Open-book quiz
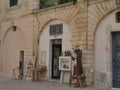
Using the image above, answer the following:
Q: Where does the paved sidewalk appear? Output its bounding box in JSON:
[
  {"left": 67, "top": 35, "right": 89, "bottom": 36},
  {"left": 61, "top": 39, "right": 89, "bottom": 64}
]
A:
[{"left": 0, "top": 78, "right": 108, "bottom": 90}]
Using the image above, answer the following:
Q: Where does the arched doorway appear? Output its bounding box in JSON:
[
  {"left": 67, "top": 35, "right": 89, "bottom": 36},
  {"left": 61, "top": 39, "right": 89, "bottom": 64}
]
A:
[
  {"left": 95, "top": 10, "right": 120, "bottom": 88},
  {"left": 39, "top": 20, "right": 72, "bottom": 80},
  {"left": 3, "top": 26, "right": 24, "bottom": 77}
]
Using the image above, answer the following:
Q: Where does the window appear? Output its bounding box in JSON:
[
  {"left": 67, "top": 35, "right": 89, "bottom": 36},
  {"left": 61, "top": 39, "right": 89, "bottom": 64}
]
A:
[
  {"left": 13, "top": 26, "right": 16, "bottom": 31},
  {"left": 10, "top": 0, "right": 18, "bottom": 7},
  {"left": 116, "top": 12, "right": 120, "bottom": 23},
  {"left": 50, "top": 24, "right": 63, "bottom": 35}
]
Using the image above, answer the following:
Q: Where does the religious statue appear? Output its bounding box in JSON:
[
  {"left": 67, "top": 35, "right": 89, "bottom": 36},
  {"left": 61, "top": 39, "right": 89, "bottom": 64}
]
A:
[
  {"left": 70, "top": 46, "right": 86, "bottom": 87},
  {"left": 72, "top": 46, "right": 83, "bottom": 76}
]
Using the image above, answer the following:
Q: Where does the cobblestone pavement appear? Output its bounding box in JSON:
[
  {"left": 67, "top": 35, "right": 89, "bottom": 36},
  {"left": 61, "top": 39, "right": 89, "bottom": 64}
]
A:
[{"left": 0, "top": 78, "right": 108, "bottom": 90}]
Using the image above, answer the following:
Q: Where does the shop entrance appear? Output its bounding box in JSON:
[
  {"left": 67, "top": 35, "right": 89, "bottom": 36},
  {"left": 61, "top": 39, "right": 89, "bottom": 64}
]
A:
[
  {"left": 51, "top": 39, "right": 62, "bottom": 79},
  {"left": 112, "top": 32, "right": 120, "bottom": 88}
]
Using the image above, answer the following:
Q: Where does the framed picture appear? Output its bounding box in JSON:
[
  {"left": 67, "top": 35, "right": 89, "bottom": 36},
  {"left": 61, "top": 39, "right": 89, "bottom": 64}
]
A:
[{"left": 59, "top": 56, "right": 71, "bottom": 71}]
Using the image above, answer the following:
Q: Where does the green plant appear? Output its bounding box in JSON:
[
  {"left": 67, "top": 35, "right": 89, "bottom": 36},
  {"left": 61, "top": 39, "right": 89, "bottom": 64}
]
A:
[
  {"left": 44, "top": 0, "right": 55, "bottom": 8},
  {"left": 39, "top": 0, "right": 77, "bottom": 9},
  {"left": 58, "top": 0, "right": 70, "bottom": 4},
  {"left": 58, "top": 0, "right": 77, "bottom": 5},
  {"left": 73, "top": 0, "right": 77, "bottom": 4}
]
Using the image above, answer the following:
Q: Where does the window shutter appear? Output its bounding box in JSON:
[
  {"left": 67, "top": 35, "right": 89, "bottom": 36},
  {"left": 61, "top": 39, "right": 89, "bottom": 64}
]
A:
[
  {"left": 10, "top": 0, "right": 18, "bottom": 7},
  {"left": 116, "top": 12, "right": 120, "bottom": 23}
]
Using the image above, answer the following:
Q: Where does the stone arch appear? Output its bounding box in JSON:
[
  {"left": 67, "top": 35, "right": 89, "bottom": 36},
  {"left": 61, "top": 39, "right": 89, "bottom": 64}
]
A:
[
  {"left": 93, "top": 9, "right": 119, "bottom": 37},
  {"left": 88, "top": 0, "right": 117, "bottom": 47},
  {"left": 89, "top": 1, "right": 116, "bottom": 32},
  {"left": 94, "top": 9, "right": 120, "bottom": 87},
  {"left": 39, "top": 19, "right": 73, "bottom": 36},
  {"left": 3, "top": 26, "right": 24, "bottom": 43},
  {"left": 39, "top": 19, "right": 72, "bottom": 80},
  {"left": 33, "top": 2, "right": 88, "bottom": 51},
  {"left": 2, "top": 26, "right": 24, "bottom": 77},
  {"left": 36, "top": 4, "right": 79, "bottom": 38},
  {"left": 86, "top": 0, "right": 118, "bottom": 86},
  {"left": 86, "top": 0, "right": 118, "bottom": 55},
  {"left": 91, "top": 0, "right": 120, "bottom": 87}
]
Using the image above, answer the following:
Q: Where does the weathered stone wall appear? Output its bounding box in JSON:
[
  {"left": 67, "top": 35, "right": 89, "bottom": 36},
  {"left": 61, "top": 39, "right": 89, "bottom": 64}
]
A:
[
  {"left": 0, "top": 0, "right": 119, "bottom": 88},
  {"left": 32, "top": 0, "right": 120, "bottom": 87},
  {"left": 88, "top": 0, "right": 117, "bottom": 88},
  {"left": 0, "top": 0, "right": 39, "bottom": 77},
  {"left": 32, "top": 0, "right": 92, "bottom": 85},
  {"left": 33, "top": 0, "right": 117, "bottom": 86}
]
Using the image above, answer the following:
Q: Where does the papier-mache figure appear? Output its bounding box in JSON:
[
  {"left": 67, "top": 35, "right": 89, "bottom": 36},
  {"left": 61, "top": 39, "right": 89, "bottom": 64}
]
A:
[
  {"left": 70, "top": 46, "right": 86, "bottom": 87},
  {"left": 71, "top": 46, "right": 83, "bottom": 76}
]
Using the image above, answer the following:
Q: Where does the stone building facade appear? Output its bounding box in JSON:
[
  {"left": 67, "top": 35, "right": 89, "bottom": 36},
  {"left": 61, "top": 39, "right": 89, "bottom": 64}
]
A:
[{"left": 0, "top": 0, "right": 120, "bottom": 89}]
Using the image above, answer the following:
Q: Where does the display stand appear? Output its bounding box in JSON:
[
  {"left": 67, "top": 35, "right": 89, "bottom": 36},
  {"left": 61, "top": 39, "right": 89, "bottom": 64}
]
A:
[
  {"left": 60, "top": 70, "right": 71, "bottom": 84},
  {"left": 59, "top": 56, "right": 71, "bottom": 84}
]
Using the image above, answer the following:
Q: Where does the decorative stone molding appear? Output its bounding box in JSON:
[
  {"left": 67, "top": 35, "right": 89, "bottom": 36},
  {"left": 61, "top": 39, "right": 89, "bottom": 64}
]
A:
[
  {"left": 88, "top": 0, "right": 117, "bottom": 86},
  {"left": 88, "top": 0, "right": 116, "bottom": 40},
  {"left": 115, "top": 0, "right": 120, "bottom": 8}
]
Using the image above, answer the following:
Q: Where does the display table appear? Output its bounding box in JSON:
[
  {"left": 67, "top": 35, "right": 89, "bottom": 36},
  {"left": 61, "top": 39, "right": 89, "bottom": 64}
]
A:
[{"left": 31, "top": 65, "right": 47, "bottom": 81}]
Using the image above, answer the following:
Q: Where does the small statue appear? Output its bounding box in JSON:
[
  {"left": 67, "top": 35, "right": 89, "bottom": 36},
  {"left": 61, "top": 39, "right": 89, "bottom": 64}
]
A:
[
  {"left": 73, "top": 46, "right": 83, "bottom": 76},
  {"left": 70, "top": 46, "right": 86, "bottom": 87}
]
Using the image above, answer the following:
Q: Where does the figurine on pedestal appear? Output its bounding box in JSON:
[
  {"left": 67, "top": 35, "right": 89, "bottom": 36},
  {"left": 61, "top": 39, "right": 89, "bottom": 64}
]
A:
[
  {"left": 73, "top": 46, "right": 83, "bottom": 76},
  {"left": 70, "top": 46, "right": 86, "bottom": 87}
]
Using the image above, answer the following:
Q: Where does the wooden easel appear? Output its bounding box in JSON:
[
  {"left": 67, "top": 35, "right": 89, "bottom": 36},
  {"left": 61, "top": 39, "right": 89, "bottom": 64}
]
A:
[
  {"left": 24, "top": 67, "right": 33, "bottom": 79},
  {"left": 60, "top": 70, "right": 71, "bottom": 84}
]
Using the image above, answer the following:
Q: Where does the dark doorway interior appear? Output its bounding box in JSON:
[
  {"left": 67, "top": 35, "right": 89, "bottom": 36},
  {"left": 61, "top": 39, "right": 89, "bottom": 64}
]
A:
[
  {"left": 19, "top": 50, "right": 24, "bottom": 77},
  {"left": 51, "top": 39, "right": 62, "bottom": 79},
  {"left": 112, "top": 32, "right": 120, "bottom": 88}
]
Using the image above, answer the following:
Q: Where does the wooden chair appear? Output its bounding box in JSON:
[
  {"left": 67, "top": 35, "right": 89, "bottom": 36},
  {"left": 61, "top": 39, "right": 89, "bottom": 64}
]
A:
[
  {"left": 31, "top": 65, "right": 47, "bottom": 81},
  {"left": 12, "top": 67, "right": 23, "bottom": 80}
]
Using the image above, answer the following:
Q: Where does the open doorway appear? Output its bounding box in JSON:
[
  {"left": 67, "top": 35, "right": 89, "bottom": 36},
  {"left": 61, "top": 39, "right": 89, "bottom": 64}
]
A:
[
  {"left": 19, "top": 50, "right": 24, "bottom": 78},
  {"left": 51, "top": 39, "right": 62, "bottom": 79}
]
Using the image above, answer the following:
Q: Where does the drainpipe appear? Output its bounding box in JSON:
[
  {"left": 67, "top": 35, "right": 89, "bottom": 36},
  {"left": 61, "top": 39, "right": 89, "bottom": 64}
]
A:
[
  {"left": 1, "top": 40, "right": 3, "bottom": 76},
  {"left": 32, "top": 8, "right": 41, "bottom": 67},
  {"left": 86, "top": 0, "right": 89, "bottom": 49}
]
